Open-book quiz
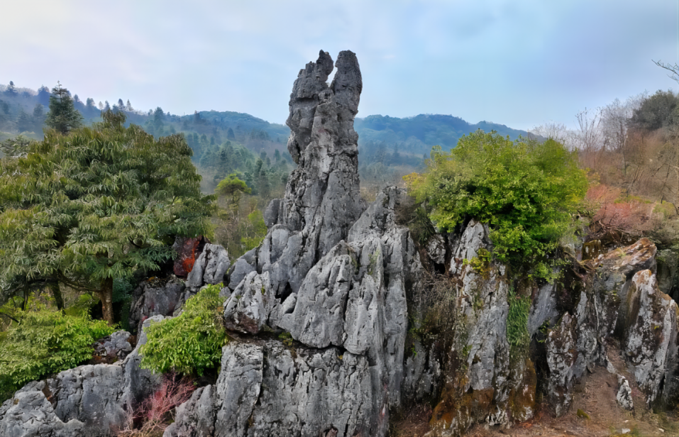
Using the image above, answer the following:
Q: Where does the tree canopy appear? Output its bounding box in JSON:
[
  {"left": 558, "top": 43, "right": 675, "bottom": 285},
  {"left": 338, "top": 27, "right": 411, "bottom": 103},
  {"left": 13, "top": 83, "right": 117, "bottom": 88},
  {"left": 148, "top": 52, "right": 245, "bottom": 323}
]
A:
[
  {"left": 0, "top": 111, "right": 215, "bottom": 323},
  {"left": 405, "top": 131, "right": 588, "bottom": 279}
]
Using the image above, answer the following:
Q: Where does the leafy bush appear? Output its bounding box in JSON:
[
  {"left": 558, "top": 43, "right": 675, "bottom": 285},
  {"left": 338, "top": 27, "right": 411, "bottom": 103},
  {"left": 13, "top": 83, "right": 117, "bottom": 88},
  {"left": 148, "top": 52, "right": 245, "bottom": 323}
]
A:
[
  {"left": 0, "top": 308, "right": 114, "bottom": 399},
  {"left": 405, "top": 132, "right": 588, "bottom": 278},
  {"left": 140, "top": 284, "right": 227, "bottom": 376}
]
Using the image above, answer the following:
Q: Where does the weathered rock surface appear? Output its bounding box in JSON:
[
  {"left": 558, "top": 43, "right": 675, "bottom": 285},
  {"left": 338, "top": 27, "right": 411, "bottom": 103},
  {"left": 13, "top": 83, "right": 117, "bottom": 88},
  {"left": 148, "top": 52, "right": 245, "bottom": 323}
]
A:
[
  {"left": 545, "top": 313, "right": 578, "bottom": 417},
  {"left": 233, "top": 50, "right": 365, "bottom": 300},
  {"left": 543, "top": 238, "right": 661, "bottom": 416},
  {"left": 166, "top": 339, "right": 387, "bottom": 437},
  {"left": 187, "top": 243, "right": 230, "bottom": 288},
  {"left": 623, "top": 269, "right": 678, "bottom": 406},
  {"left": 429, "top": 220, "right": 520, "bottom": 436},
  {"left": 129, "top": 276, "right": 185, "bottom": 334},
  {"left": 172, "top": 236, "right": 207, "bottom": 278},
  {"left": 92, "top": 330, "right": 133, "bottom": 362},
  {"left": 616, "top": 375, "right": 634, "bottom": 410},
  {"left": 0, "top": 316, "right": 163, "bottom": 437}
]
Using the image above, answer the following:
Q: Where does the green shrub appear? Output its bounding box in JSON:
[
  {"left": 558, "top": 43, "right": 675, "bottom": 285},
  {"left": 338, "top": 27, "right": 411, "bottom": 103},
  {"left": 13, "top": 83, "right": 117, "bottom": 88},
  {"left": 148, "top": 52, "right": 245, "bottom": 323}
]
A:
[
  {"left": 405, "top": 132, "right": 588, "bottom": 279},
  {"left": 0, "top": 308, "right": 114, "bottom": 399},
  {"left": 140, "top": 284, "right": 227, "bottom": 376}
]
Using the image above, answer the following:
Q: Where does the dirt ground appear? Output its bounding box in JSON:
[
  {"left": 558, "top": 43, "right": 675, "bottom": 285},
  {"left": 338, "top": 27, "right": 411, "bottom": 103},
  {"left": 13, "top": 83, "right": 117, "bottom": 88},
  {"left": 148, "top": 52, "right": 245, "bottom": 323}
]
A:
[{"left": 391, "top": 346, "right": 679, "bottom": 437}]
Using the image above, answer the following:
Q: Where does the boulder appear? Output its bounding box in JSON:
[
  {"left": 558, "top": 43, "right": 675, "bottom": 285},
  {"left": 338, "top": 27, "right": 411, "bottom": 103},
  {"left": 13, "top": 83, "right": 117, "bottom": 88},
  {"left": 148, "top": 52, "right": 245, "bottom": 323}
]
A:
[
  {"left": 129, "top": 276, "right": 185, "bottom": 334},
  {"left": 186, "top": 243, "right": 230, "bottom": 288}
]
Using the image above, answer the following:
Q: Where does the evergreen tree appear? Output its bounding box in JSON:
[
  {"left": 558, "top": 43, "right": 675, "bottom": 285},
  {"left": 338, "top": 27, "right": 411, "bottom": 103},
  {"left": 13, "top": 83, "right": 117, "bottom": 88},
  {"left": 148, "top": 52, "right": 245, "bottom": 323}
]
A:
[
  {"left": 44, "top": 82, "right": 83, "bottom": 135},
  {"left": 37, "top": 86, "right": 51, "bottom": 106},
  {"left": 0, "top": 111, "right": 215, "bottom": 323},
  {"left": 4, "top": 81, "right": 17, "bottom": 97},
  {"left": 16, "top": 110, "right": 32, "bottom": 133}
]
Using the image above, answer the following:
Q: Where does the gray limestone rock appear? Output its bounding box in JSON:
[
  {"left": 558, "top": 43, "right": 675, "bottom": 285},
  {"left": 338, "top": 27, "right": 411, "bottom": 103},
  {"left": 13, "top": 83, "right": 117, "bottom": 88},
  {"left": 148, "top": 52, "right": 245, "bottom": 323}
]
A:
[
  {"left": 528, "top": 279, "right": 559, "bottom": 337},
  {"left": 227, "top": 258, "right": 256, "bottom": 290},
  {"left": 0, "top": 316, "right": 163, "bottom": 437},
  {"left": 616, "top": 375, "right": 634, "bottom": 410},
  {"left": 546, "top": 313, "right": 578, "bottom": 417},
  {"left": 429, "top": 219, "right": 515, "bottom": 436},
  {"left": 426, "top": 234, "right": 447, "bottom": 265},
  {"left": 129, "top": 276, "right": 185, "bottom": 334},
  {"left": 165, "top": 339, "right": 387, "bottom": 437},
  {"left": 187, "top": 243, "right": 230, "bottom": 288},
  {"left": 223, "top": 271, "right": 274, "bottom": 334},
  {"left": 231, "top": 50, "right": 365, "bottom": 300},
  {"left": 623, "top": 270, "right": 678, "bottom": 407}
]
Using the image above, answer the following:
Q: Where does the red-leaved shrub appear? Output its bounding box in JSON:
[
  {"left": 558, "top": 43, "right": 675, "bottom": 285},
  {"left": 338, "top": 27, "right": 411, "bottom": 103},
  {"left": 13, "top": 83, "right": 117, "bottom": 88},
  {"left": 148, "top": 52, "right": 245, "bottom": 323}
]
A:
[{"left": 118, "top": 373, "right": 194, "bottom": 437}]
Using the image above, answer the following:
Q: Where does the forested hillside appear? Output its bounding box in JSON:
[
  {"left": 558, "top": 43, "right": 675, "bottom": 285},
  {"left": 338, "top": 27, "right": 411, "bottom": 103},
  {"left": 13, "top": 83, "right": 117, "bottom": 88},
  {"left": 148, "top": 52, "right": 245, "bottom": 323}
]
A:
[{"left": 0, "top": 82, "right": 531, "bottom": 195}]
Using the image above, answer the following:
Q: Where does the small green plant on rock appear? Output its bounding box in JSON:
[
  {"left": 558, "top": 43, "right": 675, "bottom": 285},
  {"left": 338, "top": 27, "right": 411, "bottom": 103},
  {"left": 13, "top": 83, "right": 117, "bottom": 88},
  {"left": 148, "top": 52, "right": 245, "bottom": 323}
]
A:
[
  {"left": 506, "top": 288, "right": 531, "bottom": 359},
  {"left": 0, "top": 307, "right": 114, "bottom": 401},
  {"left": 140, "top": 284, "right": 227, "bottom": 376}
]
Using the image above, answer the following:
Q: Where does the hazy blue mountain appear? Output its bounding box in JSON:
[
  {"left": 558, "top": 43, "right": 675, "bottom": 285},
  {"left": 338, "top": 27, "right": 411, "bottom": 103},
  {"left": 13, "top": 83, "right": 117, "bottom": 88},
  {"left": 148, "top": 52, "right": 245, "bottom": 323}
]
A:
[{"left": 354, "top": 114, "right": 528, "bottom": 154}]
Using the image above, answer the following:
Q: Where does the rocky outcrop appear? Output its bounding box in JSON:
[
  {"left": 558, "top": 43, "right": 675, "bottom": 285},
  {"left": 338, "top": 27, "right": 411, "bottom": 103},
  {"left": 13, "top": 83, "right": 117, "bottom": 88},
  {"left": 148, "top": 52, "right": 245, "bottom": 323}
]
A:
[
  {"left": 428, "top": 220, "right": 518, "bottom": 436},
  {"left": 129, "top": 276, "right": 185, "bottom": 334},
  {"left": 239, "top": 50, "right": 365, "bottom": 300},
  {"left": 0, "top": 316, "right": 163, "bottom": 437},
  {"left": 543, "top": 238, "right": 659, "bottom": 416},
  {"left": 623, "top": 269, "right": 678, "bottom": 406},
  {"left": 167, "top": 51, "right": 421, "bottom": 437}
]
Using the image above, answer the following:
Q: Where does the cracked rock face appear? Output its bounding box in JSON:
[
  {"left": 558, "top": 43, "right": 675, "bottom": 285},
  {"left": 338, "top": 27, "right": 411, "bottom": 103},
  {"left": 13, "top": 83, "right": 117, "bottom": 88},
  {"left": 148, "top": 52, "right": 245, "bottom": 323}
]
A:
[
  {"left": 243, "top": 50, "right": 364, "bottom": 300},
  {"left": 429, "top": 220, "right": 520, "bottom": 436},
  {"left": 129, "top": 276, "right": 185, "bottom": 334},
  {"left": 171, "top": 187, "right": 417, "bottom": 437},
  {"left": 0, "top": 316, "right": 163, "bottom": 437},
  {"left": 167, "top": 52, "right": 413, "bottom": 437},
  {"left": 623, "top": 269, "right": 678, "bottom": 407}
]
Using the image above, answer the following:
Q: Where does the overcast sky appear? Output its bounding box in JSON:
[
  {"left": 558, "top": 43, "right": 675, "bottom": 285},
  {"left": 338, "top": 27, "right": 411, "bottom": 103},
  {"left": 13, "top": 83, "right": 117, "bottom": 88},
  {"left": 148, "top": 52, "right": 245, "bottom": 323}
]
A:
[{"left": 2, "top": 0, "right": 678, "bottom": 130}]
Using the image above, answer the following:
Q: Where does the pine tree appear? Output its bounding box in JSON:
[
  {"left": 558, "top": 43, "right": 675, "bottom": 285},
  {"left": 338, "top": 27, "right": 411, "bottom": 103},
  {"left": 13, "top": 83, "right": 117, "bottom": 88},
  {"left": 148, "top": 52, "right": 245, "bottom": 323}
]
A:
[
  {"left": 44, "top": 82, "right": 83, "bottom": 135},
  {"left": 0, "top": 111, "right": 215, "bottom": 323}
]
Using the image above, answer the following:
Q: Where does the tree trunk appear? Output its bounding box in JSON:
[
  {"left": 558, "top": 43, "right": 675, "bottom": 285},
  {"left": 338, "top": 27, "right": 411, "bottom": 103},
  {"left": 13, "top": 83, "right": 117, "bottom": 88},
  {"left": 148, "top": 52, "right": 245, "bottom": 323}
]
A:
[
  {"left": 47, "top": 280, "right": 64, "bottom": 310},
  {"left": 99, "top": 277, "right": 115, "bottom": 325}
]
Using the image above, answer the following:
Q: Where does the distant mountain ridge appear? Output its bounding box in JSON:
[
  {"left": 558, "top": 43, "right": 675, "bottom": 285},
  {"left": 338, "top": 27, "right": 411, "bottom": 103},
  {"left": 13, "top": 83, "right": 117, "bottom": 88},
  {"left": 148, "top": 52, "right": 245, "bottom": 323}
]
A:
[
  {"left": 0, "top": 83, "right": 528, "bottom": 154},
  {"left": 354, "top": 114, "right": 529, "bottom": 153}
]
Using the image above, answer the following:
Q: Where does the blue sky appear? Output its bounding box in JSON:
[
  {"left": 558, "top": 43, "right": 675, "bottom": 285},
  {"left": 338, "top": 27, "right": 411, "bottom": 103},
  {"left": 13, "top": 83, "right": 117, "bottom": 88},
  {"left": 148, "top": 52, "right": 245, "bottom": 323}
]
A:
[{"left": 2, "top": 0, "right": 678, "bottom": 129}]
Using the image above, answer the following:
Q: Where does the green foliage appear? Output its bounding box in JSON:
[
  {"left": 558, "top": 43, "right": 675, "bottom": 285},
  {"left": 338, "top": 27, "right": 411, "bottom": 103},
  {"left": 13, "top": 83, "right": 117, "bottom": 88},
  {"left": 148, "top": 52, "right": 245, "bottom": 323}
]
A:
[
  {"left": 140, "top": 284, "right": 227, "bottom": 376},
  {"left": 463, "top": 248, "right": 492, "bottom": 274},
  {"left": 0, "top": 110, "right": 215, "bottom": 322},
  {"left": 215, "top": 173, "right": 251, "bottom": 204},
  {"left": 44, "top": 82, "right": 83, "bottom": 135},
  {"left": 0, "top": 307, "right": 113, "bottom": 399},
  {"left": 406, "top": 131, "right": 588, "bottom": 278},
  {"left": 506, "top": 288, "right": 531, "bottom": 357},
  {"left": 241, "top": 210, "right": 267, "bottom": 251}
]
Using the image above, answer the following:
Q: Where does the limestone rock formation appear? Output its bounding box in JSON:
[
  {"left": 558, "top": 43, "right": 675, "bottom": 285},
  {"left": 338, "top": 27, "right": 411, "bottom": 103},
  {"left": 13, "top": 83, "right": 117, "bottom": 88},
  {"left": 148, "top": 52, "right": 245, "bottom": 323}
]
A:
[
  {"left": 0, "top": 316, "right": 163, "bottom": 437},
  {"left": 129, "top": 276, "right": 185, "bottom": 334},
  {"left": 167, "top": 52, "right": 419, "bottom": 437},
  {"left": 623, "top": 269, "right": 678, "bottom": 406}
]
